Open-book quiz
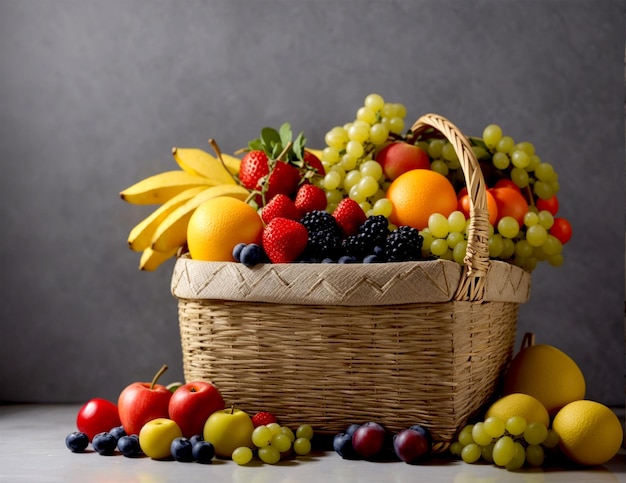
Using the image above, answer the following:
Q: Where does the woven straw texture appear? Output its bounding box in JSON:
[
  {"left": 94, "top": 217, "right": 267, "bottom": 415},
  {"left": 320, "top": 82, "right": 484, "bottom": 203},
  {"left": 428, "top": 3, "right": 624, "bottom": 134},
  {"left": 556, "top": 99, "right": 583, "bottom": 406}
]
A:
[{"left": 171, "top": 113, "right": 531, "bottom": 451}]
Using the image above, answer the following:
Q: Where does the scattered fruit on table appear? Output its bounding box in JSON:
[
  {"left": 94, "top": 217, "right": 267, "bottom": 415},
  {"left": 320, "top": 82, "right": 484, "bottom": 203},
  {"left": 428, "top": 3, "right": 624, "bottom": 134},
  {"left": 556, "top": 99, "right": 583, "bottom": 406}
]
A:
[
  {"left": 168, "top": 380, "right": 225, "bottom": 438},
  {"left": 76, "top": 398, "right": 122, "bottom": 442},
  {"left": 117, "top": 364, "right": 172, "bottom": 437},
  {"left": 393, "top": 426, "right": 431, "bottom": 464},
  {"left": 251, "top": 411, "right": 278, "bottom": 427},
  {"left": 139, "top": 418, "right": 183, "bottom": 459},
  {"left": 234, "top": 421, "right": 314, "bottom": 465},
  {"left": 92, "top": 431, "right": 118, "bottom": 456},
  {"left": 65, "top": 431, "right": 89, "bottom": 453},
  {"left": 485, "top": 393, "right": 550, "bottom": 428},
  {"left": 202, "top": 405, "right": 255, "bottom": 458},
  {"left": 116, "top": 434, "right": 140, "bottom": 457}
]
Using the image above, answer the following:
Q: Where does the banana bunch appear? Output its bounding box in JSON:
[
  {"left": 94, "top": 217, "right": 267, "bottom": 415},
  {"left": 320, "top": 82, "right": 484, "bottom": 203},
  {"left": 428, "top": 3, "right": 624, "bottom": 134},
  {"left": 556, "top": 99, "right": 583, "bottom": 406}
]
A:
[{"left": 120, "top": 147, "right": 250, "bottom": 271}]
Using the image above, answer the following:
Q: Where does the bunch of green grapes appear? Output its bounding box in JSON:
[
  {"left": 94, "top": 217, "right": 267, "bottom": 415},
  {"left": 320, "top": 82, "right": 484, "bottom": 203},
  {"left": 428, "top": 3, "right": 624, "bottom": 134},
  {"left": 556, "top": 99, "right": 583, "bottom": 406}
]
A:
[
  {"left": 450, "top": 416, "right": 560, "bottom": 470},
  {"left": 320, "top": 93, "right": 406, "bottom": 216},
  {"left": 232, "top": 423, "right": 313, "bottom": 465}
]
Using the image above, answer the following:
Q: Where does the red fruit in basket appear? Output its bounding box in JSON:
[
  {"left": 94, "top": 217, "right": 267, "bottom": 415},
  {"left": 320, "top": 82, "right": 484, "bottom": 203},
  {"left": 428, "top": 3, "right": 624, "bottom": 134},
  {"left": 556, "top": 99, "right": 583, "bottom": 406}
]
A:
[
  {"left": 261, "top": 194, "right": 301, "bottom": 224},
  {"left": 304, "top": 150, "right": 325, "bottom": 176},
  {"left": 240, "top": 150, "right": 301, "bottom": 203},
  {"left": 295, "top": 184, "right": 327, "bottom": 214},
  {"left": 117, "top": 365, "right": 172, "bottom": 436},
  {"left": 262, "top": 217, "right": 309, "bottom": 263},
  {"left": 352, "top": 422, "right": 386, "bottom": 459},
  {"left": 536, "top": 194, "right": 559, "bottom": 216},
  {"left": 168, "top": 381, "right": 225, "bottom": 438},
  {"left": 333, "top": 198, "right": 367, "bottom": 237},
  {"left": 252, "top": 411, "right": 278, "bottom": 428},
  {"left": 489, "top": 187, "right": 529, "bottom": 225},
  {"left": 550, "top": 217, "right": 572, "bottom": 244},
  {"left": 375, "top": 141, "right": 430, "bottom": 181},
  {"left": 76, "top": 398, "right": 122, "bottom": 441}
]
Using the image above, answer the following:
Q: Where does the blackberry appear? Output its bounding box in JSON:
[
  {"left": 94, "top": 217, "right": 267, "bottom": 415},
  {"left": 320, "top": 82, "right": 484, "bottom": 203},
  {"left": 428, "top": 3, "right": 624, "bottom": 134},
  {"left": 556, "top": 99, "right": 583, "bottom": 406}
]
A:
[
  {"left": 342, "top": 215, "right": 390, "bottom": 259},
  {"left": 300, "top": 210, "right": 342, "bottom": 260},
  {"left": 385, "top": 226, "right": 424, "bottom": 262},
  {"left": 300, "top": 210, "right": 339, "bottom": 234}
]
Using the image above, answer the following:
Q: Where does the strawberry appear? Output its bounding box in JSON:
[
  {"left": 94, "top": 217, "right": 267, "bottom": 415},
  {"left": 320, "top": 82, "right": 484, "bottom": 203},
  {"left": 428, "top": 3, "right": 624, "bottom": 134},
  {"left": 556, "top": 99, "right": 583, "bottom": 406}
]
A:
[
  {"left": 261, "top": 194, "right": 301, "bottom": 224},
  {"left": 262, "top": 217, "right": 309, "bottom": 263},
  {"left": 239, "top": 151, "right": 300, "bottom": 204},
  {"left": 239, "top": 150, "right": 269, "bottom": 191},
  {"left": 333, "top": 198, "right": 367, "bottom": 237},
  {"left": 304, "top": 150, "right": 325, "bottom": 176},
  {"left": 251, "top": 411, "right": 278, "bottom": 428},
  {"left": 294, "top": 184, "right": 327, "bottom": 215}
]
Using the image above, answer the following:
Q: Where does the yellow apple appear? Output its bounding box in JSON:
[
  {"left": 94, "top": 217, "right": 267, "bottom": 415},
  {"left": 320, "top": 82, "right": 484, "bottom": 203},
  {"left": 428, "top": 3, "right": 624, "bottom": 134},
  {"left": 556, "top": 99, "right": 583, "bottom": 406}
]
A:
[
  {"left": 203, "top": 407, "right": 254, "bottom": 458},
  {"left": 139, "top": 418, "right": 183, "bottom": 459}
]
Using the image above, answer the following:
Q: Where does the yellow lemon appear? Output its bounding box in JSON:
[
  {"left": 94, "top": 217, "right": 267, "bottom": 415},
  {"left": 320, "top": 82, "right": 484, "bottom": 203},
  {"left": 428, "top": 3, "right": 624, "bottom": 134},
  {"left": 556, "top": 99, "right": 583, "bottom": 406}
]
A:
[
  {"left": 485, "top": 393, "right": 550, "bottom": 428},
  {"left": 187, "top": 196, "right": 263, "bottom": 261},
  {"left": 552, "top": 400, "right": 623, "bottom": 466},
  {"left": 503, "top": 342, "right": 585, "bottom": 415}
]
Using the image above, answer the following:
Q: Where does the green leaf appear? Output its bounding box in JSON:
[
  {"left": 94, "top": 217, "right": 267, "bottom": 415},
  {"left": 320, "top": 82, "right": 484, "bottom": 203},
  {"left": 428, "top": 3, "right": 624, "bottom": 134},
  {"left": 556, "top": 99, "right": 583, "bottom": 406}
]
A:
[
  {"left": 278, "top": 123, "right": 292, "bottom": 148},
  {"left": 292, "top": 132, "right": 305, "bottom": 161}
]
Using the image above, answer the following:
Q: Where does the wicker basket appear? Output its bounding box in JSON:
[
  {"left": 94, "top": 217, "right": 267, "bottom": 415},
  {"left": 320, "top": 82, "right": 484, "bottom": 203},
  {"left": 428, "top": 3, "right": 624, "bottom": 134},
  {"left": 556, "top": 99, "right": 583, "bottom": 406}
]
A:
[{"left": 170, "top": 114, "right": 532, "bottom": 451}]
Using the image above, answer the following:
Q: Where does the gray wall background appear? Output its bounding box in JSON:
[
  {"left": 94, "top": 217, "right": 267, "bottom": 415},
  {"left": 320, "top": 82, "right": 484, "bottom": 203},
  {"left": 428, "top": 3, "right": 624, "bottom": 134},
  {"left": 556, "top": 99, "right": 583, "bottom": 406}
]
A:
[{"left": 1, "top": 0, "right": 624, "bottom": 408}]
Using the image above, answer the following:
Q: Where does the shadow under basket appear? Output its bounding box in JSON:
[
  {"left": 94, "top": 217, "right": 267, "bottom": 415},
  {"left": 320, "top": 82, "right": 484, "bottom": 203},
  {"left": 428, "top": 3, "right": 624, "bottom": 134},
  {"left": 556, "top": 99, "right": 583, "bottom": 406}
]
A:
[{"left": 170, "top": 114, "right": 532, "bottom": 452}]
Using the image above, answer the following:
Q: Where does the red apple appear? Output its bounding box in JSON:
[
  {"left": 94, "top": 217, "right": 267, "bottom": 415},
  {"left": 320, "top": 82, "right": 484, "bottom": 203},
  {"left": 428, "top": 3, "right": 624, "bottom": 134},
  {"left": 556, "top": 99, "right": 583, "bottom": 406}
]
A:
[
  {"left": 168, "top": 381, "right": 225, "bottom": 438},
  {"left": 375, "top": 142, "right": 430, "bottom": 180},
  {"left": 76, "top": 398, "right": 122, "bottom": 441},
  {"left": 118, "top": 364, "right": 172, "bottom": 436}
]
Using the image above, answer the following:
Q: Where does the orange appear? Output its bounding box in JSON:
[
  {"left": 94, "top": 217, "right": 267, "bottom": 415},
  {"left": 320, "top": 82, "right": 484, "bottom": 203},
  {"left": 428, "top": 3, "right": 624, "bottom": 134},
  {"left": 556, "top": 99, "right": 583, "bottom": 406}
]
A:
[
  {"left": 386, "top": 169, "right": 457, "bottom": 230},
  {"left": 457, "top": 190, "right": 498, "bottom": 226},
  {"left": 552, "top": 400, "right": 623, "bottom": 466},
  {"left": 484, "top": 393, "right": 550, "bottom": 428},
  {"left": 489, "top": 187, "right": 529, "bottom": 226},
  {"left": 187, "top": 196, "right": 263, "bottom": 261},
  {"left": 503, "top": 343, "right": 586, "bottom": 415}
]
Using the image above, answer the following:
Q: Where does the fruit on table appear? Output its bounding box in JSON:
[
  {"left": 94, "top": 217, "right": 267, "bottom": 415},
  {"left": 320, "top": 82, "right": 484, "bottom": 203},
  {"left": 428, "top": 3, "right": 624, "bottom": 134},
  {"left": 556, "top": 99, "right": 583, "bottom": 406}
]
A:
[
  {"left": 203, "top": 406, "right": 255, "bottom": 458},
  {"left": 192, "top": 440, "right": 216, "bottom": 464},
  {"left": 351, "top": 422, "right": 386, "bottom": 459},
  {"left": 76, "top": 398, "right": 122, "bottom": 441},
  {"left": 65, "top": 432, "right": 89, "bottom": 453},
  {"left": 186, "top": 196, "right": 263, "bottom": 261},
  {"left": 92, "top": 431, "right": 117, "bottom": 455},
  {"left": 170, "top": 437, "right": 194, "bottom": 462},
  {"left": 393, "top": 426, "right": 431, "bottom": 464},
  {"left": 552, "top": 400, "right": 623, "bottom": 466},
  {"left": 485, "top": 393, "right": 550, "bottom": 428},
  {"left": 502, "top": 339, "right": 586, "bottom": 415},
  {"left": 375, "top": 141, "right": 430, "bottom": 181},
  {"left": 168, "top": 381, "right": 225, "bottom": 438},
  {"left": 139, "top": 418, "right": 183, "bottom": 459},
  {"left": 117, "top": 434, "right": 141, "bottom": 457},
  {"left": 117, "top": 364, "right": 172, "bottom": 437}
]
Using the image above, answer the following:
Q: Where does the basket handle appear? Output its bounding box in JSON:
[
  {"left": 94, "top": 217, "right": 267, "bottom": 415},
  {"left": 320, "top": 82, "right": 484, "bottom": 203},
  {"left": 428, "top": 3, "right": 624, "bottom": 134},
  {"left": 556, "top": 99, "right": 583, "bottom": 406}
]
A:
[{"left": 410, "top": 114, "right": 490, "bottom": 302}]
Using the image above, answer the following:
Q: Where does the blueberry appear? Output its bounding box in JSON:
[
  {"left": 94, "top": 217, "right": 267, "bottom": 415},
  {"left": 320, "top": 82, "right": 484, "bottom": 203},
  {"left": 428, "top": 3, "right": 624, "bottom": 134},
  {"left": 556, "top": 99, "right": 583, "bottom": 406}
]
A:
[
  {"left": 338, "top": 255, "right": 357, "bottom": 264},
  {"left": 189, "top": 434, "right": 204, "bottom": 446},
  {"left": 92, "top": 432, "right": 117, "bottom": 455},
  {"left": 65, "top": 432, "right": 89, "bottom": 453},
  {"left": 109, "top": 425, "right": 126, "bottom": 441},
  {"left": 192, "top": 440, "right": 215, "bottom": 464},
  {"left": 117, "top": 435, "right": 140, "bottom": 458},
  {"left": 233, "top": 242, "right": 246, "bottom": 262},
  {"left": 345, "top": 424, "right": 361, "bottom": 436},
  {"left": 363, "top": 254, "right": 382, "bottom": 263},
  {"left": 321, "top": 258, "right": 335, "bottom": 263},
  {"left": 240, "top": 243, "right": 265, "bottom": 267},
  {"left": 171, "top": 437, "right": 194, "bottom": 462},
  {"left": 333, "top": 432, "right": 359, "bottom": 459}
]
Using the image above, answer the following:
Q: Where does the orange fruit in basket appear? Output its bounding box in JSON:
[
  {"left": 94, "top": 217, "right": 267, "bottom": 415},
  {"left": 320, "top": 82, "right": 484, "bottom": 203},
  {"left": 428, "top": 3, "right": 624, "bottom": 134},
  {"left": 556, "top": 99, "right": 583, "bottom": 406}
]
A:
[
  {"left": 386, "top": 169, "right": 457, "bottom": 230},
  {"left": 457, "top": 190, "right": 498, "bottom": 226},
  {"left": 187, "top": 196, "right": 263, "bottom": 261}
]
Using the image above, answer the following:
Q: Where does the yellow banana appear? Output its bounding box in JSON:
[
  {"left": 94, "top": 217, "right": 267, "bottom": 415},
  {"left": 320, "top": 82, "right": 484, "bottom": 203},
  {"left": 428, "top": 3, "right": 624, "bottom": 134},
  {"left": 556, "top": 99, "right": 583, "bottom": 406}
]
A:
[
  {"left": 220, "top": 153, "right": 241, "bottom": 175},
  {"left": 151, "top": 184, "right": 249, "bottom": 253},
  {"left": 172, "top": 147, "right": 238, "bottom": 185},
  {"left": 120, "top": 170, "right": 216, "bottom": 205},
  {"left": 306, "top": 148, "right": 325, "bottom": 160},
  {"left": 127, "top": 186, "right": 207, "bottom": 252},
  {"left": 139, "top": 247, "right": 178, "bottom": 271}
]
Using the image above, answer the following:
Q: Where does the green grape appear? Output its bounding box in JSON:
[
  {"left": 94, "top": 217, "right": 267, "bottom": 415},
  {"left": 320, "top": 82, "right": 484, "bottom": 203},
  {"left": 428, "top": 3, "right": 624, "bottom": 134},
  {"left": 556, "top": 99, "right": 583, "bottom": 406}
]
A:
[
  {"left": 343, "top": 169, "right": 361, "bottom": 190},
  {"left": 447, "top": 231, "right": 465, "bottom": 249},
  {"left": 381, "top": 103, "right": 395, "bottom": 118},
  {"left": 360, "top": 160, "right": 383, "bottom": 180},
  {"left": 323, "top": 171, "right": 342, "bottom": 191},
  {"left": 348, "top": 123, "right": 370, "bottom": 143},
  {"left": 252, "top": 425, "right": 273, "bottom": 448},
  {"left": 526, "top": 224, "right": 548, "bottom": 247},
  {"left": 535, "top": 162, "right": 556, "bottom": 181},
  {"left": 500, "top": 238, "right": 516, "bottom": 259},
  {"left": 534, "top": 180, "right": 554, "bottom": 200},
  {"left": 484, "top": 416, "right": 506, "bottom": 438},
  {"left": 428, "top": 139, "right": 445, "bottom": 158},
  {"left": 325, "top": 189, "right": 343, "bottom": 206},
  {"left": 430, "top": 238, "right": 449, "bottom": 257},
  {"left": 428, "top": 213, "right": 449, "bottom": 238},
  {"left": 340, "top": 154, "right": 357, "bottom": 171},
  {"left": 271, "top": 433, "right": 292, "bottom": 453},
  {"left": 488, "top": 234, "right": 504, "bottom": 258},
  {"left": 523, "top": 211, "right": 539, "bottom": 227},
  {"left": 258, "top": 445, "right": 281, "bottom": 464},
  {"left": 518, "top": 256, "right": 538, "bottom": 272},
  {"left": 496, "top": 135, "right": 515, "bottom": 154},
  {"left": 322, "top": 146, "right": 340, "bottom": 164},
  {"left": 421, "top": 229, "right": 434, "bottom": 252},
  {"left": 505, "top": 442, "right": 526, "bottom": 470},
  {"left": 537, "top": 210, "right": 554, "bottom": 229},
  {"left": 505, "top": 416, "right": 527, "bottom": 436},
  {"left": 497, "top": 216, "right": 520, "bottom": 239},
  {"left": 325, "top": 127, "right": 348, "bottom": 149},
  {"left": 232, "top": 446, "right": 254, "bottom": 465},
  {"left": 547, "top": 253, "right": 564, "bottom": 267},
  {"left": 472, "top": 422, "right": 494, "bottom": 446},
  {"left": 543, "top": 235, "right": 563, "bottom": 255},
  {"left": 281, "top": 426, "right": 296, "bottom": 442},
  {"left": 293, "top": 437, "right": 312, "bottom": 456},
  {"left": 295, "top": 424, "right": 314, "bottom": 440},
  {"left": 481, "top": 442, "right": 495, "bottom": 463},
  {"left": 440, "top": 248, "right": 453, "bottom": 261},
  {"left": 416, "top": 140, "right": 429, "bottom": 152},
  {"left": 543, "top": 429, "right": 560, "bottom": 449},
  {"left": 345, "top": 140, "right": 364, "bottom": 159},
  {"left": 492, "top": 152, "right": 510, "bottom": 169},
  {"left": 393, "top": 103, "right": 407, "bottom": 119},
  {"left": 360, "top": 201, "right": 372, "bottom": 214},
  {"left": 528, "top": 154, "right": 541, "bottom": 171},
  {"left": 453, "top": 241, "right": 468, "bottom": 264},
  {"left": 369, "top": 123, "right": 389, "bottom": 145},
  {"left": 356, "top": 106, "right": 376, "bottom": 124},
  {"left": 450, "top": 441, "right": 463, "bottom": 456},
  {"left": 511, "top": 150, "right": 530, "bottom": 169},
  {"left": 523, "top": 421, "right": 548, "bottom": 445},
  {"left": 357, "top": 175, "right": 379, "bottom": 198},
  {"left": 442, "top": 142, "right": 458, "bottom": 163},
  {"left": 483, "top": 124, "right": 503, "bottom": 148},
  {"left": 550, "top": 179, "right": 560, "bottom": 194},
  {"left": 388, "top": 117, "right": 405, "bottom": 134},
  {"left": 472, "top": 145, "right": 489, "bottom": 161},
  {"left": 511, "top": 167, "right": 529, "bottom": 188},
  {"left": 349, "top": 184, "right": 366, "bottom": 203},
  {"left": 372, "top": 198, "right": 393, "bottom": 217},
  {"left": 448, "top": 211, "right": 467, "bottom": 233},
  {"left": 461, "top": 443, "right": 482, "bottom": 463},
  {"left": 458, "top": 425, "right": 475, "bottom": 447},
  {"left": 430, "top": 159, "right": 449, "bottom": 176},
  {"left": 492, "top": 436, "right": 515, "bottom": 467},
  {"left": 364, "top": 93, "right": 385, "bottom": 111},
  {"left": 514, "top": 141, "right": 535, "bottom": 155},
  {"left": 533, "top": 246, "right": 548, "bottom": 261},
  {"left": 525, "top": 444, "right": 545, "bottom": 467}
]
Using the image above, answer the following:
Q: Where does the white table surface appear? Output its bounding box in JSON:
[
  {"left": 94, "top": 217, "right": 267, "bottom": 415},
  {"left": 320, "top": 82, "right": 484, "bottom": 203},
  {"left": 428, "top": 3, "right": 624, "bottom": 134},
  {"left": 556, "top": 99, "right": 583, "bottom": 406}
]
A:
[{"left": 1, "top": 404, "right": 624, "bottom": 482}]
